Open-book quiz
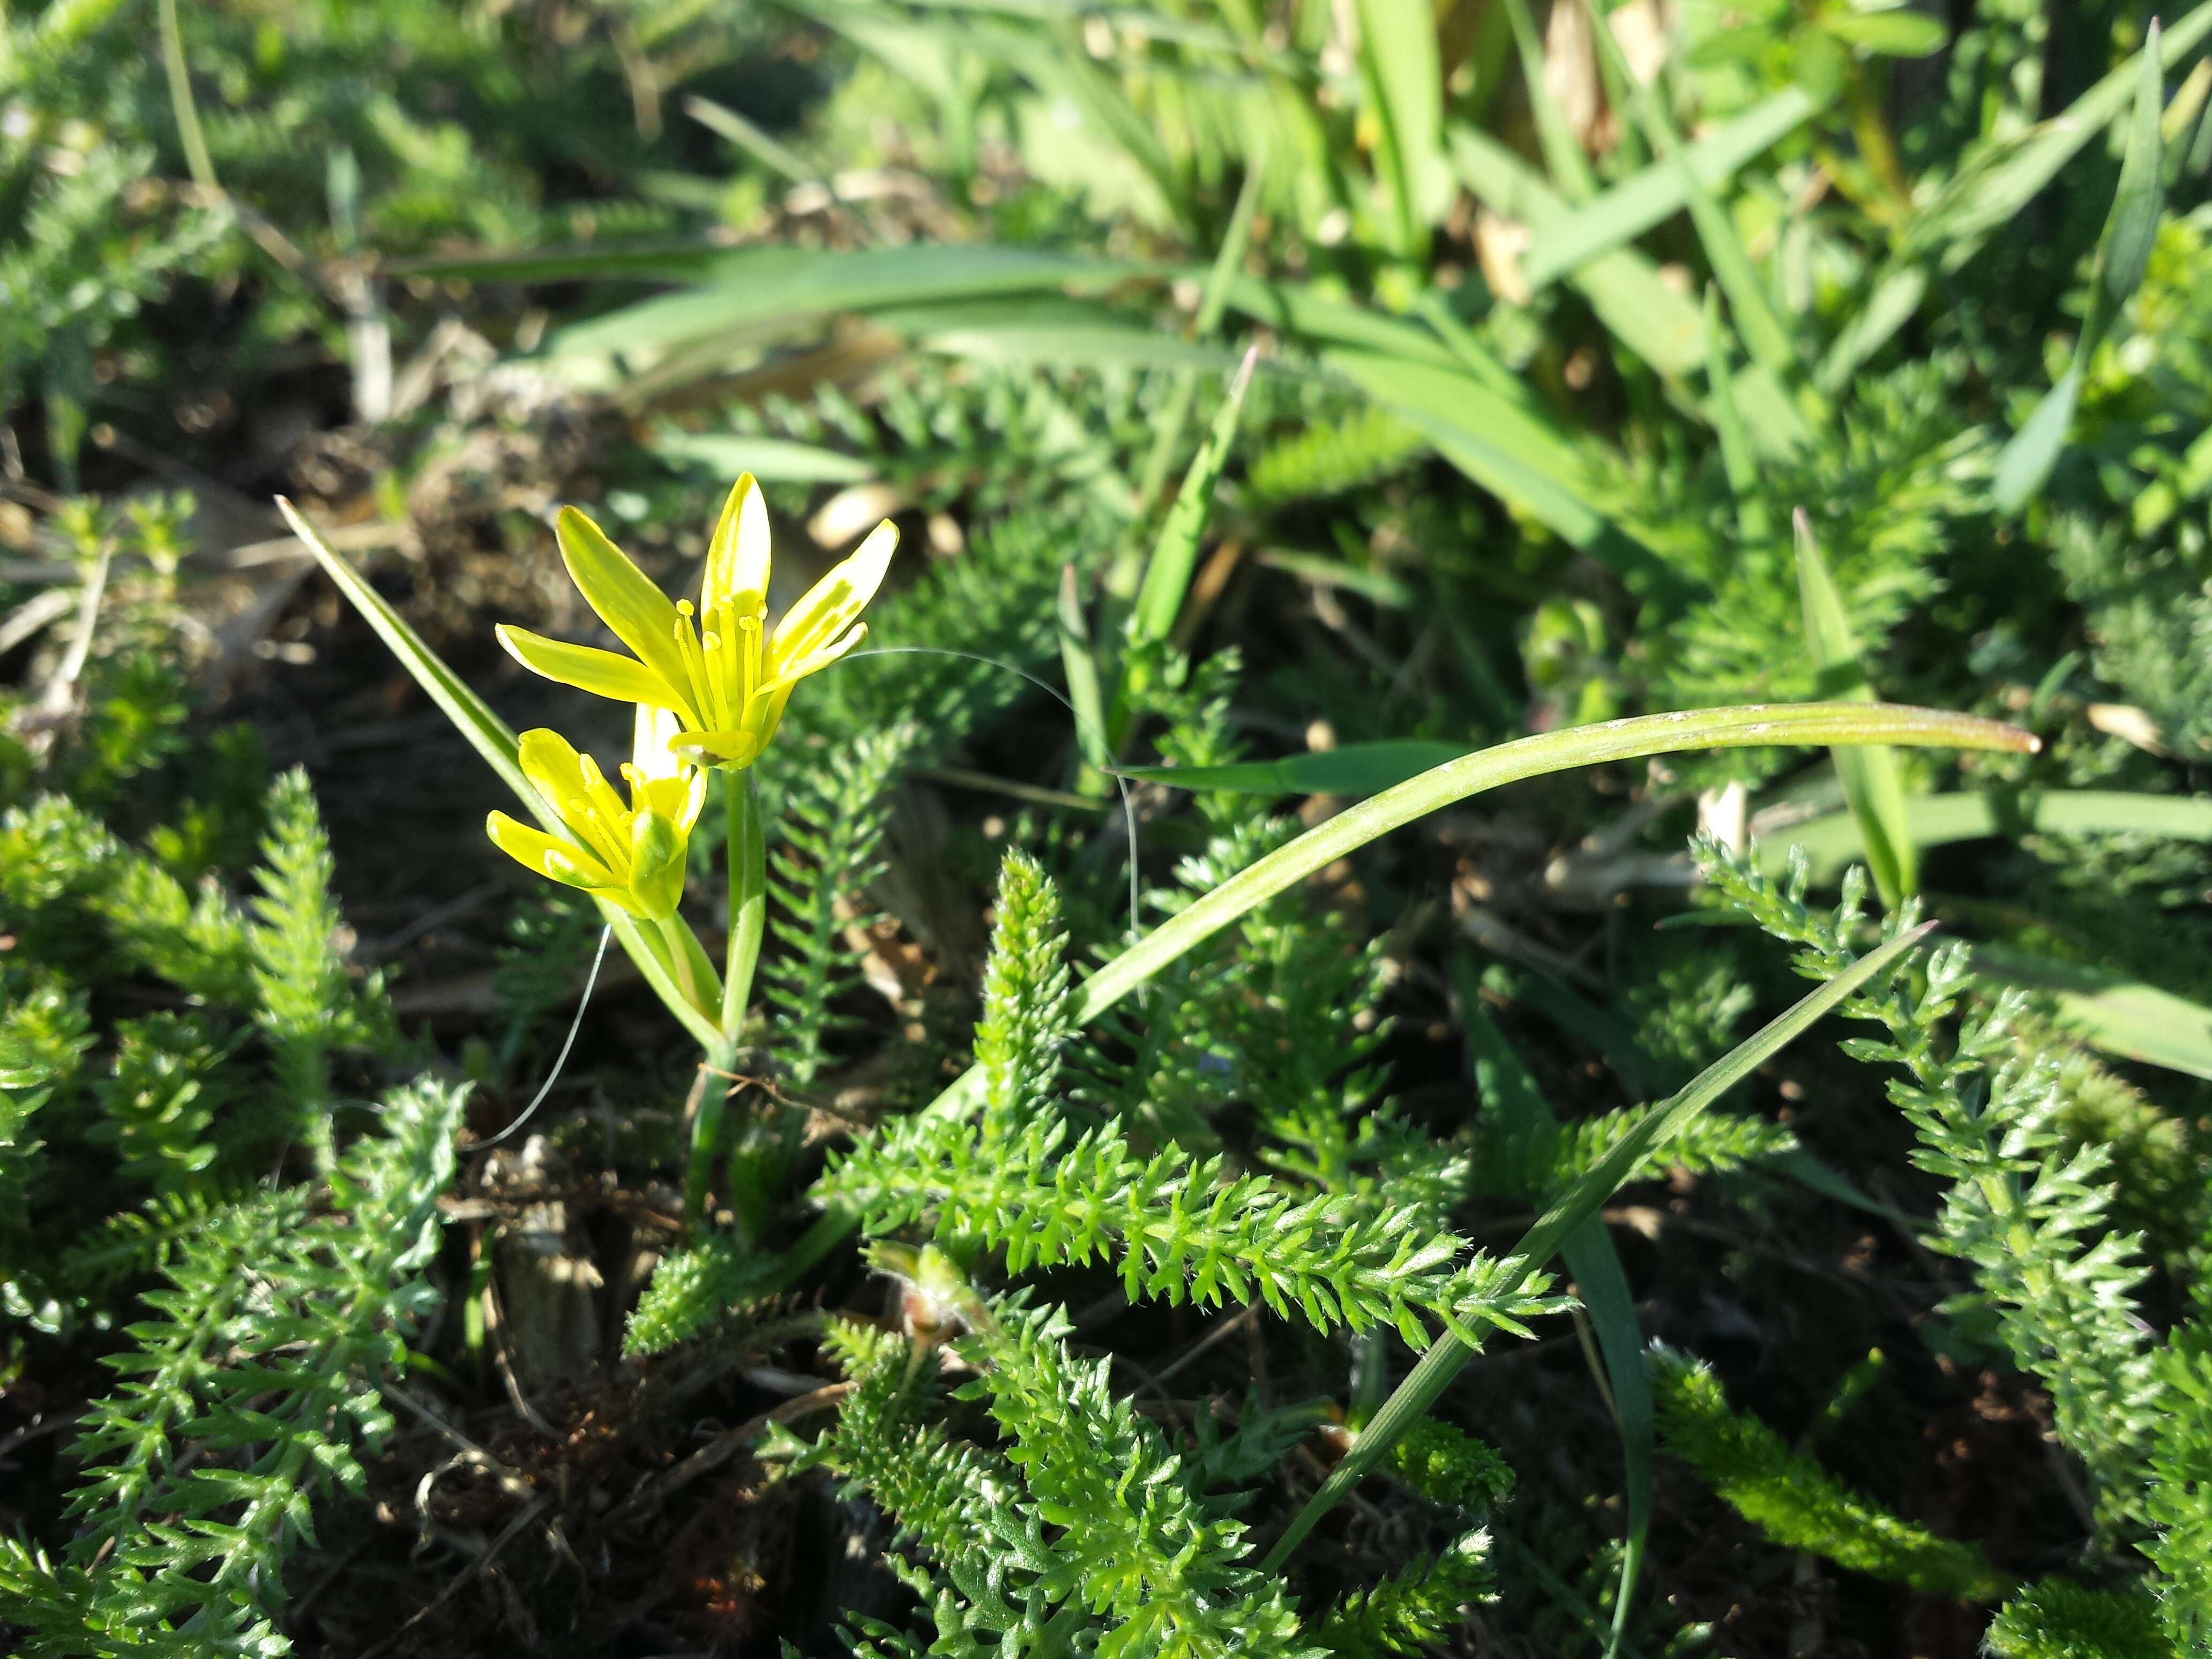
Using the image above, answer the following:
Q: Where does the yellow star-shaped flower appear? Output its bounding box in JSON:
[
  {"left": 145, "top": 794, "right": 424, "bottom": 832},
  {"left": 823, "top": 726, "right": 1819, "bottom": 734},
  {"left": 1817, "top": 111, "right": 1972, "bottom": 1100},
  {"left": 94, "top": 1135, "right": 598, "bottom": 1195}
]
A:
[
  {"left": 496, "top": 474, "right": 895, "bottom": 768},
  {"left": 487, "top": 706, "right": 706, "bottom": 920}
]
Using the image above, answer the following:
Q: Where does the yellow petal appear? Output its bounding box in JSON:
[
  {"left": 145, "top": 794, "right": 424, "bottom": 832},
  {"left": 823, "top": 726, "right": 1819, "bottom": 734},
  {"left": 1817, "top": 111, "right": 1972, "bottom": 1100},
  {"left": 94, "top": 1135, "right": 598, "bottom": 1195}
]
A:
[
  {"left": 555, "top": 506, "right": 694, "bottom": 698},
  {"left": 704, "top": 474, "right": 771, "bottom": 616},
  {"left": 515, "top": 728, "right": 592, "bottom": 818},
  {"left": 498, "top": 624, "right": 686, "bottom": 716},
  {"left": 486, "top": 811, "right": 619, "bottom": 893},
  {"left": 759, "top": 622, "right": 866, "bottom": 694},
  {"left": 636, "top": 766, "right": 707, "bottom": 833},
  {"left": 770, "top": 519, "right": 896, "bottom": 669},
  {"left": 629, "top": 704, "right": 686, "bottom": 786},
  {"left": 668, "top": 728, "right": 764, "bottom": 767},
  {"left": 628, "top": 810, "right": 688, "bottom": 920}
]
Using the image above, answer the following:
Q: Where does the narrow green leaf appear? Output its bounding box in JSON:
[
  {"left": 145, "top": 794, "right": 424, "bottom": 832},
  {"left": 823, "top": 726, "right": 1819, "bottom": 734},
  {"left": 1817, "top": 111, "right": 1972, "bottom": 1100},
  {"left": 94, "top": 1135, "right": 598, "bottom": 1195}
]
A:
[
  {"left": 1119, "top": 739, "right": 1473, "bottom": 796},
  {"left": 1128, "top": 349, "right": 1257, "bottom": 649},
  {"left": 1581, "top": 0, "right": 1817, "bottom": 434},
  {"left": 1326, "top": 350, "right": 1685, "bottom": 597},
  {"left": 1355, "top": 0, "right": 1449, "bottom": 252},
  {"left": 1969, "top": 944, "right": 2212, "bottom": 1080},
  {"left": 1564, "top": 1224, "right": 1650, "bottom": 1658},
  {"left": 275, "top": 499, "right": 726, "bottom": 1053},
  {"left": 1704, "top": 289, "right": 1767, "bottom": 540},
  {"left": 1457, "top": 970, "right": 1648, "bottom": 1654},
  {"left": 1765, "top": 788, "right": 2212, "bottom": 881},
  {"left": 1815, "top": 263, "right": 1929, "bottom": 393},
  {"left": 1822, "top": 10, "right": 1946, "bottom": 56},
  {"left": 1905, "top": 3, "right": 2212, "bottom": 268},
  {"left": 1076, "top": 705, "right": 2029, "bottom": 1027},
  {"left": 1992, "top": 25, "right": 2166, "bottom": 514},
  {"left": 1059, "top": 564, "right": 1111, "bottom": 774},
  {"left": 1496, "top": 0, "right": 1597, "bottom": 199},
  {"left": 1135, "top": 151, "right": 1271, "bottom": 510},
  {"left": 1793, "top": 511, "right": 1915, "bottom": 904},
  {"left": 545, "top": 245, "right": 1147, "bottom": 374},
  {"left": 652, "top": 432, "right": 875, "bottom": 485},
  {"left": 1990, "top": 364, "right": 2086, "bottom": 513},
  {"left": 1522, "top": 89, "right": 1820, "bottom": 288},
  {"left": 1260, "top": 922, "right": 1938, "bottom": 1573}
]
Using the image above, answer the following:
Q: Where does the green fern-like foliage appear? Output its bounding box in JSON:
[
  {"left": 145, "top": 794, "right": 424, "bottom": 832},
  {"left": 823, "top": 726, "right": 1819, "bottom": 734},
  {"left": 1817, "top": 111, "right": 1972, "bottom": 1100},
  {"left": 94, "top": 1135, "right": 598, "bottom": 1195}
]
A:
[
  {"left": 972, "top": 848, "right": 1072, "bottom": 1137},
  {"left": 1311, "top": 1529, "right": 1494, "bottom": 1658},
  {"left": 949, "top": 1298, "right": 1316, "bottom": 1659},
  {"left": 1246, "top": 404, "right": 1428, "bottom": 503},
  {"left": 824, "top": 1107, "right": 1559, "bottom": 1350},
  {"left": 624, "top": 1231, "right": 783, "bottom": 1357},
  {"left": 2147, "top": 1321, "right": 2212, "bottom": 1648},
  {"left": 790, "top": 1316, "right": 1070, "bottom": 1653},
  {"left": 1984, "top": 1579, "right": 2173, "bottom": 1659},
  {"left": 1651, "top": 1349, "right": 2010, "bottom": 1601},
  {"left": 763, "top": 725, "right": 913, "bottom": 1086},
  {"left": 1698, "top": 841, "right": 2161, "bottom": 1532},
  {"left": 248, "top": 768, "right": 379, "bottom": 1142},
  {"left": 1386, "top": 1418, "right": 1516, "bottom": 1514},
  {"left": 89, "top": 1014, "right": 234, "bottom": 1195},
  {"left": 0, "top": 1078, "right": 464, "bottom": 1656}
]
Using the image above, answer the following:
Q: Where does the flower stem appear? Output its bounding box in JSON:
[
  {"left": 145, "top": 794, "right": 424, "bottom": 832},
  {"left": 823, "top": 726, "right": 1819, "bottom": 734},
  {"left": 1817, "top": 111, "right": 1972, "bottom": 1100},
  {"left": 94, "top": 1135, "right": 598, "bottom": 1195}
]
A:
[
  {"left": 656, "top": 912, "right": 708, "bottom": 1017},
  {"left": 722, "top": 769, "right": 767, "bottom": 1039},
  {"left": 682, "top": 770, "right": 768, "bottom": 1229}
]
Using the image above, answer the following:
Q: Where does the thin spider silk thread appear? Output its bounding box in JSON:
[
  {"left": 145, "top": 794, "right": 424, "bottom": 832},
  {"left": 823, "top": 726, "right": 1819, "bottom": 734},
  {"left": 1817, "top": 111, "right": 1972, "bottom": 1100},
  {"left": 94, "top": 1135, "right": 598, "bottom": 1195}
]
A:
[
  {"left": 842, "top": 644, "right": 1144, "bottom": 941},
  {"left": 475, "top": 921, "right": 611, "bottom": 1149},
  {"left": 490, "top": 643, "right": 1145, "bottom": 1135}
]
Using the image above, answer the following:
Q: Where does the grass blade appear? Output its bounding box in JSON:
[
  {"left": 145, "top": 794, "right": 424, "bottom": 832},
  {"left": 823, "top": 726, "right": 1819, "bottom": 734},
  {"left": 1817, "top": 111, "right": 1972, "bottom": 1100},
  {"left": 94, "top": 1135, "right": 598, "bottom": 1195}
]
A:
[
  {"left": 1355, "top": 0, "right": 1448, "bottom": 253},
  {"left": 1970, "top": 944, "right": 2212, "bottom": 1080},
  {"left": 1793, "top": 510, "right": 1915, "bottom": 904},
  {"left": 1325, "top": 349, "right": 1684, "bottom": 597},
  {"left": 1580, "top": 0, "right": 1817, "bottom": 438},
  {"left": 1765, "top": 788, "right": 2212, "bottom": 881},
  {"left": 1522, "top": 89, "right": 1820, "bottom": 288},
  {"left": 1133, "top": 152, "right": 1271, "bottom": 512},
  {"left": 1704, "top": 289, "right": 1767, "bottom": 539},
  {"left": 1259, "top": 921, "right": 1938, "bottom": 1572},
  {"left": 1993, "top": 25, "right": 2166, "bottom": 513},
  {"left": 275, "top": 498, "right": 727, "bottom": 1053},
  {"left": 1127, "top": 348, "right": 1258, "bottom": 651},
  {"left": 1458, "top": 970, "right": 1649, "bottom": 1654},
  {"left": 1077, "top": 703, "right": 2029, "bottom": 1025},
  {"left": 1118, "top": 738, "right": 1472, "bottom": 796},
  {"left": 1058, "top": 564, "right": 1110, "bottom": 776},
  {"left": 1564, "top": 1223, "right": 1651, "bottom": 1658},
  {"left": 1905, "top": 2, "right": 2212, "bottom": 268},
  {"left": 651, "top": 432, "right": 875, "bottom": 485}
]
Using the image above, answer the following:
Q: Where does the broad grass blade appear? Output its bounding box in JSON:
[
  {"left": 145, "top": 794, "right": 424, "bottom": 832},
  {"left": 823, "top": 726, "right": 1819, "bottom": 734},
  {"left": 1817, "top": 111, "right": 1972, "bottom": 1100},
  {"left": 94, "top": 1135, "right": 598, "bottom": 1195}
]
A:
[
  {"left": 1969, "top": 944, "right": 2212, "bottom": 1080},
  {"left": 1259, "top": 922, "right": 1937, "bottom": 1572}
]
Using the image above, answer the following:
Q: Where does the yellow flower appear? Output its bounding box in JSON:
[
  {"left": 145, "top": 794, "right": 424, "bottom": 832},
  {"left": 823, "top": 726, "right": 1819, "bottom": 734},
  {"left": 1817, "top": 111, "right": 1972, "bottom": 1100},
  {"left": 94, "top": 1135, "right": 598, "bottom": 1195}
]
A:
[
  {"left": 487, "top": 706, "right": 706, "bottom": 920},
  {"left": 496, "top": 474, "right": 895, "bottom": 768}
]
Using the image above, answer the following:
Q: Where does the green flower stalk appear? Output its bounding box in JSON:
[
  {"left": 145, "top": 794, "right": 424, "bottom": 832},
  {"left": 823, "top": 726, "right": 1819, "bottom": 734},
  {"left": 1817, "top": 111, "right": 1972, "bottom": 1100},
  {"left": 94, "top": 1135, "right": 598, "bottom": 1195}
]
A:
[{"left": 495, "top": 473, "right": 897, "bottom": 768}]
